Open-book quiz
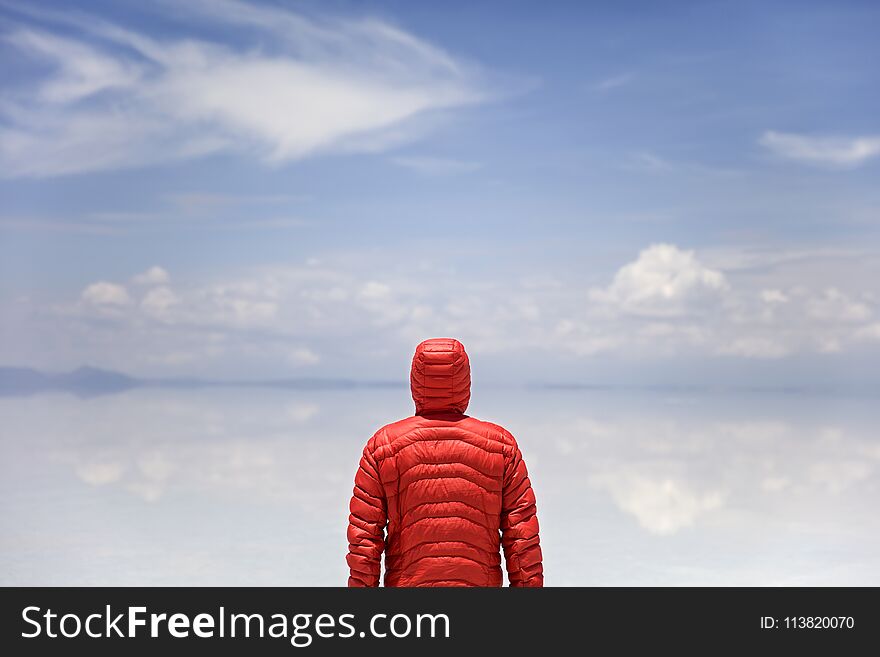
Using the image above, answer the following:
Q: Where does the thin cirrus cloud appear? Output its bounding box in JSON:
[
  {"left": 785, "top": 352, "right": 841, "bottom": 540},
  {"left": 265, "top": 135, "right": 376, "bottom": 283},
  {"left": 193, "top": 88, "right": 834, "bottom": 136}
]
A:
[
  {"left": 591, "top": 72, "right": 635, "bottom": 93},
  {"left": 759, "top": 130, "right": 880, "bottom": 169},
  {"left": 0, "top": 0, "right": 490, "bottom": 178},
  {"left": 390, "top": 155, "right": 483, "bottom": 176}
]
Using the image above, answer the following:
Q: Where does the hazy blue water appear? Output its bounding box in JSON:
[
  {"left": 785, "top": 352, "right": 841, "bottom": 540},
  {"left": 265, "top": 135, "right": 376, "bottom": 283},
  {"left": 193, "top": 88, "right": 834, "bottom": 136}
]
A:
[{"left": 1, "top": 386, "right": 878, "bottom": 585}]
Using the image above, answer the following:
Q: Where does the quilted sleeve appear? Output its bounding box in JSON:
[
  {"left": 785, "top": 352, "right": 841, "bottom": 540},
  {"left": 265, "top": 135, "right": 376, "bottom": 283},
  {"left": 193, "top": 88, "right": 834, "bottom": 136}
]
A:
[
  {"left": 346, "top": 443, "right": 387, "bottom": 587},
  {"left": 500, "top": 435, "right": 543, "bottom": 587}
]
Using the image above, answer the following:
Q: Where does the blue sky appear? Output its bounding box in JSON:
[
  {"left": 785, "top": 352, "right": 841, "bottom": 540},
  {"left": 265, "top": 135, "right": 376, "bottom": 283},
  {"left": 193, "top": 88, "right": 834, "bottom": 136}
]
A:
[{"left": 1, "top": 0, "right": 879, "bottom": 384}]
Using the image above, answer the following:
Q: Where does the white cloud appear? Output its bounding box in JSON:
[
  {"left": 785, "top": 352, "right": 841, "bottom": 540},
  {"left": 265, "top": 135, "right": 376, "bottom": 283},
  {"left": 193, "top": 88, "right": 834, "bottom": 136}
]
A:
[
  {"left": 856, "top": 323, "right": 880, "bottom": 341},
  {"left": 592, "top": 470, "right": 724, "bottom": 535},
  {"left": 717, "top": 336, "right": 791, "bottom": 359},
  {"left": 590, "top": 243, "right": 728, "bottom": 317},
  {"left": 817, "top": 336, "right": 842, "bottom": 353},
  {"left": 761, "top": 476, "right": 790, "bottom": 493},
  {"left": 208, "top": 291, "right": 279, "bottom": 328},
  {"left": 760, "top": 289, "right": 788, "bottom": 304},
  {"left": 805, "top": 288, "right": 871, "bottom": 323},
  {"left": 808, "top": 461, "right": 873, "bottom": 494},
  {"left": 759, "top": 131, "right": 880, "bottom": 169},
  {"left": 75, "top": 461, "right": 126, "bottom": 486},
  {"left": 359, "top": 281, "right": 392, "bottom": 301},
  {"left": 287, "top": 347, "right": 320, "bottom": 367},
  {"left": 391, "top": 155, "right": 482, "bottom": 175},
  {"left": 5, "top": 29, "right": 142, "bottom": 104},
  {"left": 286, "top": 402, "right": 320, "bottom": 422},
  {"left": 81, "top": 281, "right": 131, "bottom": 306},
  {"left": 0, "top": 0, "right": 488, "bottom": 177},
  {"left": 553, "top": 319, "right": 624, "bottom": 356},
  {"left": 133, "top": 266, "right": 171, "bottom": 286},
  {"left": 141, "top": 286, "right": 180, "bottom": 320},
  {"left": 14, "top": 244, "right": 880, "bottom": 374},
  {"left": 137, "top": 451, "right": 177, "bottom": 482}
]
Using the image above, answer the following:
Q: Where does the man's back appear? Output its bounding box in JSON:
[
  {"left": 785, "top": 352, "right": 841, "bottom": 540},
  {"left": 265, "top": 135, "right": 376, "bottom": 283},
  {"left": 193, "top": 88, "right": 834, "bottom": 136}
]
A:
[{"left": 346, "top": 338, "right": 543, "bottom": 587}]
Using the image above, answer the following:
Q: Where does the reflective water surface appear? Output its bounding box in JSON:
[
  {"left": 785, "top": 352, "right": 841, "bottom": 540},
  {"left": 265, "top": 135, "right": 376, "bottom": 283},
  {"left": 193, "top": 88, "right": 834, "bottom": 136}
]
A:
[{"left": 2, "top": 386, "right": 878, "bottom": 585}]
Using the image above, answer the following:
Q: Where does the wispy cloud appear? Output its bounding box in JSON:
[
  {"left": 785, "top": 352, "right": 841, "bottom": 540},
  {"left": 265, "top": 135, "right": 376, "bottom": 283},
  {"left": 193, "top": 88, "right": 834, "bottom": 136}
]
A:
[
  {"left": 390, "top": 155, "right": 482, "bottom": 176},
  {"left": 0, "top": 216, "right": 118, "bottom": 234},
  {"left": 621, "top": 151, "right": 744, "bottom": 179},
  {"left": 759, "top": 131, "right": 880, "bottom": 169},
  {"left": 0, "top": 211, "right": 311, "bottom": 234},
  {"left": 165, "top": 192, "right": 305, "bottom": 214},
  {"left": 86, "top": 191, "right": 306, "bottom": 224},
  {"left": 0, "top": 187, "right": 313, "bottom": 233},
  {"left": 624, "top": 151, "right": 675, "bottom": 173},
  {"left": 591, "top": 72, "right": 634, "bottom": 93},
  {"left": 0, "top": 0, "right": 490, "bottom": 177}
]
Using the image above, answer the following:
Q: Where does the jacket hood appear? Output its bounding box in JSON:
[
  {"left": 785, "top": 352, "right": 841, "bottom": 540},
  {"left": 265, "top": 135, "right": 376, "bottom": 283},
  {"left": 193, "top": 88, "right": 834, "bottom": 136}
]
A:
[{"left": 410, "top": 338, "right": 470, "bottom": 415}]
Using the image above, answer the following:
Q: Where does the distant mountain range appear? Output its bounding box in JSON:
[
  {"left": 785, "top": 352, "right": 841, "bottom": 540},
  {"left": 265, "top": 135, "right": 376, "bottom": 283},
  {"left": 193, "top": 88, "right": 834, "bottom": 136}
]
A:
[{"left": 0, "top": 366, "right": 403, "bottom": 397}]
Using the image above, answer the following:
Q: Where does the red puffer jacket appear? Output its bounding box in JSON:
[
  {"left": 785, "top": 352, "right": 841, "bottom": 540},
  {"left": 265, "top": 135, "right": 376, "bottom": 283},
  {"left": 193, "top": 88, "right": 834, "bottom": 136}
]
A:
[{"left": 346, "top": 338, "right": 543, "bottom": 587}]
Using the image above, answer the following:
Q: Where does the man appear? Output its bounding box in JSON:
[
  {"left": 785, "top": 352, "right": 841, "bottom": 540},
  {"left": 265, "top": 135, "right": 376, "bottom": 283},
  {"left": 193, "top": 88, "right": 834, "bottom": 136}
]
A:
[{"left": 346, "top": 337, "right": 543, "bottom": 587}]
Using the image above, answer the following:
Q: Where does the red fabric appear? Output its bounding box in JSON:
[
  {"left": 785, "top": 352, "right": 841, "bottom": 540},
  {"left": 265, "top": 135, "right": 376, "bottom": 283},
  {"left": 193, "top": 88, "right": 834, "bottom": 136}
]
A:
[{"left": 347, "top": 338, "right": 543, "bottom": 587}]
